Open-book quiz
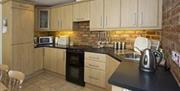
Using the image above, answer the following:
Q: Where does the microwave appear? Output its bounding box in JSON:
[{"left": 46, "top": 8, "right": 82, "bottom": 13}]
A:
[{"left": 38, "top": 36, "right": 53, "bottom": 44}]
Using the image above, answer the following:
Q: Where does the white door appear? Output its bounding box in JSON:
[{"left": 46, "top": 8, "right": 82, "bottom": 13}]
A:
[
  {"left": 138, "top": 0, "right": 159, "bottom": 27},
  {"left": 0, "top": 2, "right": 2, "bottom": 64},
  {"left": 121, "top": 0, "right": 138, "bottom": 28}
]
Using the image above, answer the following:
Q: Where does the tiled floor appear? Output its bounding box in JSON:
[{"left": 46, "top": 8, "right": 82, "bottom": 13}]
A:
[{"left": 21, "top": 71, "right": 105, "bottom": 91}]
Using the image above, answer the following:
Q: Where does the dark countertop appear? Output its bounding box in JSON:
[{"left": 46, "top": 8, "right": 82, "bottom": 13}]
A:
[
  {"left": 109, "top": 61, "right": 180, "bottom": 91},
  {"left": 35, "top": 44, "right": 180, "bottom": 90},
  {"left": 35, "top": 44, "right": 133, "bottom": 62}
]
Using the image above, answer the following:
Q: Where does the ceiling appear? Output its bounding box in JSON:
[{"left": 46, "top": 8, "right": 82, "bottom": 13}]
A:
[{"left": 29, "top": 0, "right": 75, "bottom": 5}]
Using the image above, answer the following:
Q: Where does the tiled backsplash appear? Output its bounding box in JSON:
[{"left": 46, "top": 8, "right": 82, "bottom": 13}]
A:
[
  {"left": 162, "top": 0, "right": 180, "bottom": 85},
  {"left": 35, "top": 29, "right": 161, "bottom": 49}
]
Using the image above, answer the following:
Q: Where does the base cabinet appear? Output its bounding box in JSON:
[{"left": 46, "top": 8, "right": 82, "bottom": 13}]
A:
[
  {"left": 33, "top": 48, "right": 44, "bottom": 72},
  {"left": 85, "top": 52, "right": 106, "bottom": 88},
  {"left": 106, "top": 56, "right": 120, "bottom": 91},
  {"left": 44, "top": 48, "right": 66, "bottom": 75},
  {"left": 12, "top": 43, "right": 34, "bottom": 76},
  {"left": 112, "top": 85, "right": 131, "bottom": 91}
]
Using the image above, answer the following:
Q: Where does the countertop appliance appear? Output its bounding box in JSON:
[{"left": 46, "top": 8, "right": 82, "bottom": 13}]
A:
[
  {"left": 134, "top": 37, "right": 151, "bottom": 54},
  {"left": 66, "top": 48, "right": 85, "bottom": 86},
  {"left": 139, "top": 49, "right": 163, "bottom": 72},
  {"left": 55, "top": 36, "right": 69, "bottom": 45},
  {"left": 38, "top": 36, "right": 53, "bottom": 45}
]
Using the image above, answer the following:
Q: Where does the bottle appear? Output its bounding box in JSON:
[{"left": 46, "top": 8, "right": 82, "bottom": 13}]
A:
[
  {"left": 118, "top": 42, "right": 121, "bottom": 50},
  {"left": 114, "top": 42, "right": 118, "bottom": 50},
  {"left": 121, "top": 42, "right": 125, "bottom": 50}
]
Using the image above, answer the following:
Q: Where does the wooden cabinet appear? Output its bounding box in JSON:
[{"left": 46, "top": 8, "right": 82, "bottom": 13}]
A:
[
  {"left": 104, "top": 0, "right": 121, "bottom": 29},
  {"left": 2, "top": 1, "right": 35, "bottom": 76},
  {"left": 85, "top": 52, "right": 106, "bottom": 88},
  {"left": 33, "top": 48, "right": 44, "bottom": 72},
  {"left": 12, "top": 2, "right": 34, "bottom": 44},
  {"left": 112, "top": 85, "right": 130, "bottom": 91},
  {"left": 90, "top": 0, "right": 121, "bottom": 30},
  {"left": 90, "top": 0, "right": 104, "bottom": 30},
  {"left": 44, "top": 48, "right": 66, "bottom": 75},
  {"left": 121, "top": 0, "right": 162, "bottom": 29},
  {"left": 138, "top": 0, "right": 159, "bottom": 27},
  {"left": 50, "top": 7, "right": 61, "bottom": 31},
  {"left": 12, "top": 43, "right": 34, "bottom": 76},
  {"left": 73, "top": 1, "right": 90, "bottom": 22},
  {"left": 61, "top": 5, "right": 73, "bottom": 30},
  {"left": 106, "top": 56, "right": 120, "bottom": 91},
  {"left": 85, "top": 67, "right": 106, "bottom": 88},
  {"left": 121, "top": 0, "right": 138, "bottom": 28}
]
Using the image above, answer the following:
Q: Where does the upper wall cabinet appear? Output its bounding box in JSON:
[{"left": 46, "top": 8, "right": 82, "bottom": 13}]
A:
[
  {"left": 61, "top": 5, "right": 73, "bottom": 30},
  {"left": 50, "top": 7, "right": 61, "bottom": 31},
  {"left": 73, "top": 1, "right": 90, "bottom": 22},
  {"left": 90, "top": 0, "right": 104, "bottom": 30},
  {"left": 90, "top": 0, "right": 121, "bottom": 30},
  {"left": 37, "top": 8, "right": 50, "bottom": 30},
  {"left": 121, "top": 0, "right": 162, "bottom": 29},
  {"left": 121, "top": 0, "right": 138, "bottom": 28},
  {"left": 138, "top": 0, "right": 160, "bottom": 28},
  {"left": 104, "top": 0, "right": 121, "bottom": 29}
]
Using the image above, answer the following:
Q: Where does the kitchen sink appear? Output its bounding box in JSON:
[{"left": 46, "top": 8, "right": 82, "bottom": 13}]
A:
[{"left": 123, "top": 52, "right": 141, "bottom": 61}]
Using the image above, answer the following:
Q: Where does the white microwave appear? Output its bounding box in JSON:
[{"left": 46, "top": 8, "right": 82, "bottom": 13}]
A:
[{"left": 38, "top": 36, "right": 53, "bottom": 44}]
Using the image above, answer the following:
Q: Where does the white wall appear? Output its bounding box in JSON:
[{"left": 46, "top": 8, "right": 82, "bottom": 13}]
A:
[{"left": 0, "top": 0, "right": 2, "bottom": 64}]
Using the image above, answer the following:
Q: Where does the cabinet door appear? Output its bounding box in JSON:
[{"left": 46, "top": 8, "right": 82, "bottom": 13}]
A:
[
  {"left": 138, "top": 0, "right": 159, "bottom": 27},
  {"left": 73, "top": 3, "right": 80, "bottom": 21},
  {"left": 12, "top": 8, "right": 34, "bottom": 44},
  {"left": 104, "top": 0, "right": 120, "bottom": 29},
  {"left": 44, "top": 48, "right": 57, "bottom": 72},
  {"left": 44, "top": 48, "right": 66, "bottom": 74},
  {"left": 79, "top": 1, "right": 90, "bottom": 21},
  {"left": 90, "top": 0, "right": 104, "bottom": 30},
  {"left": 33, "top": 48, "right": 44, "bottom": 72},
  {"left": 73, "top": 2, "right": 90, "bottom": 22},
  {"left": 85, "top": 67, "right": 106, "bottom": 88},
  {"left": 51, "top": 7, "right": 60, "bottom": 31},
  {"left": 61, "top": 5, "right": 73, "bottom": 30},
  {"left": 121, "top": 0, "right": 138, "bottom": 28},
  {"left": 106, "top": 56, "right": 120, "bottom": 91},
  {"left": 12, "top": 43, "right": 34, "bottom": 75},
  {"left": 56, "top": 49, "right": 66, "bottom": 75}
]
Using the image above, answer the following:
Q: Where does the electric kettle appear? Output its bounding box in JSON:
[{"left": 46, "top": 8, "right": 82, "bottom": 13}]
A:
[{"left": 139, "top": 48, "right": 163, "bottom": 72}]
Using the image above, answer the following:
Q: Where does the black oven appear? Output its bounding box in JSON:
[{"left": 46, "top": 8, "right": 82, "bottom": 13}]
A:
[{"left": 66, "top": 48, "right": 85, "bottom": 86}]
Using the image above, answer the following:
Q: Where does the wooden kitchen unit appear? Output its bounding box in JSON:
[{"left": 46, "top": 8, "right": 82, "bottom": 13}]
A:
[{"left": 1, "top": 0, "right": 179, "bottom": 91}]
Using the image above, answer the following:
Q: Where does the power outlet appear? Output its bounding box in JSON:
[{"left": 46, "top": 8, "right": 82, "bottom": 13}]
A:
[{"left": 172, "top": 51, "right": 180, "bottom": 67}]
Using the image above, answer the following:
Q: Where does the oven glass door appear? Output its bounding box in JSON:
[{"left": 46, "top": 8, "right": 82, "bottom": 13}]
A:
[
  {"left": 66, "top": 50, "right": 85, "bottom": 86},
  {"left": 68, "top": 53, "right": 84, "bottom": 66}
]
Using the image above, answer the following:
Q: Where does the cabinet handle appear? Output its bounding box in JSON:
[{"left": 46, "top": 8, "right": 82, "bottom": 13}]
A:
[
  {"left": 134, "top": 13, "right": 137, "bottom": 25},
  {"left": 100, "top": 16, "right": 103, "bottom": 27},
  {"left": 59, "top": 20, "right": 62, "bottom": 29},
  {"left": 106, "top": 16, "right": 108, "bottom": 26},
  {"left": 89, "top": 76, "right": 98, "bottom": 80},
  {"left": 89, "top": 64, "right": 99, "bottom": 68},
  {"left": 58, "top": 20, "right": 60, "bottom": 28},
  {"left": 141, "top": 12, "right": 143, "bottom": 25}
]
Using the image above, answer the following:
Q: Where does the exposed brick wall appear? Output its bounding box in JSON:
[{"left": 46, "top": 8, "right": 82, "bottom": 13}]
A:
[
  {"left": 162, "top": 0, "right": 180, "bottom": 85},
  {"left": 35, "top": 29, "right": 161, "bottom": 49}
]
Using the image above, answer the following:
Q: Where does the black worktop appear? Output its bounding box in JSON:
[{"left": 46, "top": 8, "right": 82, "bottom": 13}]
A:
[
  {"left": 109, "top": 62, "right": 180, "bottom": 91},
  {"left": 35, "top": 44, "right": 180, "bottom": 90},
  {"left": 35, "top": 44, "right": 130, "bottom": 62}
]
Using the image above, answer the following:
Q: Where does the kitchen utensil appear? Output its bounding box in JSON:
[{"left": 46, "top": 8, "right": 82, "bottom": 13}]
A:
[
  {"left": 139, "top": 48, "right": 163, "bottom": 72},
  {"left": 134, "top": 37, "right": 151, "bottom": 54}
]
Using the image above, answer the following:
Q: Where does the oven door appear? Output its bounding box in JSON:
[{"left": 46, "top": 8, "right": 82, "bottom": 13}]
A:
[{"left": 66, "top": 50, "right": 85, "bottom": 86}]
